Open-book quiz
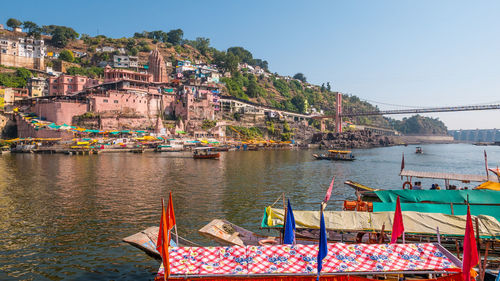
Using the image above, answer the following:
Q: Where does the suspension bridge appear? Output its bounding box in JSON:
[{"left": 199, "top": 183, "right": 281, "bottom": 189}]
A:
[{"left": 313, "top": 93, "right": 500, "bottom": 133}]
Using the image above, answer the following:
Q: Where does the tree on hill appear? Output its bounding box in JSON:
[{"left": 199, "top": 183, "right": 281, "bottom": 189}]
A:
[
  {"left": 293, "top": 73, "right": 307, "bottom": 83},
  {"left": 22, "top": 21, "right": 41, "bottom": 38},
  {"left": 389, "top": 115, "right": 447, "bottom": 135},
  {"left": 253, "top": 58, "right": 269, "bottom": 71},
  {"left": 227, "top": 47, "right": 253, "bottom": 64},
  {"left": 59, "top": 50, "right": 74, "bottom": 62},
  {"left": 189, "top": 37, "right": 210, "bottom": 56},
  {"left": 291, "top": 95, "right": 308, "bottom": 113},
  {"left": 42, "top": 25, "right": 79, "bottom": 47},
  {"left": 167, "top": 29, "right": 184, "bottom": 45},
  {"left": 246, "top": 74, "right": 261, "bottom": 98},
  {"left": 6, "top": 18, "right": 22, "bottom": 29}
]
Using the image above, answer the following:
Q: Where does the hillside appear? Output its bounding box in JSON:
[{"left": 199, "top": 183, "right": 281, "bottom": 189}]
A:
[{"left": 1, "top": 21, "right": 447, "bottom": 134}]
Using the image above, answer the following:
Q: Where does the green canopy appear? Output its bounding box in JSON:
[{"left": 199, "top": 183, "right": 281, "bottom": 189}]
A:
[
  {"left": 374, "top": 189, "right": 500, "bottom": 204},
  {"left": 373, "top": 202, "right": 500, "bottom": 222},
  {"left": 47, "top": 123, "right": 60, "bottom": 129}
]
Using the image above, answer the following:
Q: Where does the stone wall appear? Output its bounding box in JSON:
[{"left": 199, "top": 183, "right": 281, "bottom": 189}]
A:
[
  {"left": 0, "top": 54, "right": 44, "bottom": 70},
  {"left": 16, "top": 115, "right": 74, "bottom": 139},
  {"left": 30, "top": 101, "right": 88, "bottom": 125},
  {"left": 100, "top": 116, "right": 154, "bottom": 130}
]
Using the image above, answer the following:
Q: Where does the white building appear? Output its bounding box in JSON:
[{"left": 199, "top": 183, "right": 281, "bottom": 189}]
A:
[{"left": 113, "top": 55, "right": 138, "bottom": 68}]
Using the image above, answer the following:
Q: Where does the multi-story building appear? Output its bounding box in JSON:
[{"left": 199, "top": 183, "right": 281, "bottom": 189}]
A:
[
  {"left": 27, "top": 77, "right": 48, "bottom": 97},
  {"left": 113, "top": 55, "right": 139, "bottom": 68},
  {"left": 48, "top": 75, "right": 100, "bottom": 96},
  {"left": 0, "top": 37, "right": 45, "bottom": 70}
]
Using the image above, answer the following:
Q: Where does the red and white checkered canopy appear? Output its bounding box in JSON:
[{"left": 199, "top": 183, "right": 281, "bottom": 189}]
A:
[{"left": 157, "top": 243, "right": 460, "bottom": 278}]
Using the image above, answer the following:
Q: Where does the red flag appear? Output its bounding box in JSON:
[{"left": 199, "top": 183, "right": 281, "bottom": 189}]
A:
[
  {"left": 323, "top": 176, "right": 335, "bottom": 203},
  {"left": 462, "top": 205, "right": 479, "bottom": 281},
  {"left": 168, "top": 192, "right": 176, "bottom": 230},
  {"left": 390, "top": 196, "right": 404, "bottom": 243},
  {"left": 156, "top": 198, "right": 172, "bottom": 279}
]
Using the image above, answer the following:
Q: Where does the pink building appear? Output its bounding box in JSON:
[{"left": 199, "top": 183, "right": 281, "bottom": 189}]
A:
[
  {"left": 104, "top": 66, "right": 152, "bottom": 83},
  {"left": 48, "top": 75, "right": 100, "bottom": 96}
]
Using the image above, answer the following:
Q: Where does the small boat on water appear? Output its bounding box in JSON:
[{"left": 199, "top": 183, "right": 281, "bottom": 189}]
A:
[
  {"left": 193, "top": 147, "right": 220, "bottom": 159},
  {"left": 313, "top": 150, "right": 355, "bottom": 161},
  {"left": 415, "top": 146, "right": 423, "bottom": 154},
  {"left": 123, "top": 226, "right": 200, "bottom": 259}
]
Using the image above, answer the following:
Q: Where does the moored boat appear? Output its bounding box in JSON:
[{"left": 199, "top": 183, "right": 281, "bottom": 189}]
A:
[
  {"left": 123, "top": 226, "right": 200, "bottom": 259},
  {"left": 313, "top": 150, "right": 355, "bottom": 161},
  {"left": 193, "top": 147, "right": 220, "bottom": 159}
]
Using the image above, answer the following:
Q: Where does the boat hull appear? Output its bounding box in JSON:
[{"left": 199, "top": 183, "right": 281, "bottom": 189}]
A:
[{"left": 193, "top": 153, "right": 220, "bottom": 159}]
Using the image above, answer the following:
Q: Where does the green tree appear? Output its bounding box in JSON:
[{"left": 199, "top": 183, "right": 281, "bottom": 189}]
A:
[
  {"left": 167, "top": 29, "right": 184, "bottom": 45},
  {"left": 6, "top": 18, "right": 22, "bottom": 29},
  {"left": 293, "top": 73, "right": 307, "bottom": 82},
  {"left": 225, "top": 52, "right": 240, "bottom": 74},
  {"left": 227, "top": 46, "right": 253, "bottom": 64},
  {"left": 59, "top": 50, "right": 74, "bottom": 62},
  {"left": 47, "top": 26, "right": 79, "bottom": 47},
  {"left": 246, "top": 74, "right": 259, "bottom": 98},
  {"left": 191, "top": 37, "right": 210, "bottom": 55},
  {"left": 22, "top": 21, "right": 38, "bottom": 33},
  {"left": 326, "top": 82, "right": 331, "bottom": 92},
  {"left": 16, "top": 68, "right": 33, "bottom": 81},
  {"left": 291, "top": 95, "right": 307, "bottom": 113}
]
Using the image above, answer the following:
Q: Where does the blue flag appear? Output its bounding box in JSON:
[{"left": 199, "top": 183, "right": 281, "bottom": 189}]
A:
[
  {"left": 283, "top": 199, "right": 296, "bottom": 244},
  {"left": 317, "top": 209, "right": 328, "bottom": 281}
]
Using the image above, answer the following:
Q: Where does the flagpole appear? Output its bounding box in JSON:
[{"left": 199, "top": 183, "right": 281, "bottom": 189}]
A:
[
  {"left": 484, "top": 150, "right": 489, "bottom": 180},
  {"left": 162, "top": 198, "right": 168, "bottom": 281}
]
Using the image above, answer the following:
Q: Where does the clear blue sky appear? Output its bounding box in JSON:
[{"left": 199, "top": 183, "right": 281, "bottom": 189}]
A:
[{"left": 3, "top": 0, "right": 500, "bottom": 129}]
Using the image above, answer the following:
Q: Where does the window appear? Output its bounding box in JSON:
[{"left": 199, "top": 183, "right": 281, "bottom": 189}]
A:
[
  {"left": 103, "top": 99, "right": 108, "bottom": 103},
  {"left": 53, "top": 86, "right": 57, "bottom": 89},
  {"left": 114, "top": 100, "right": 118, "bottom": 103},
  {"left": 68, "top": 85, "right": 72, "bottom": 89}
]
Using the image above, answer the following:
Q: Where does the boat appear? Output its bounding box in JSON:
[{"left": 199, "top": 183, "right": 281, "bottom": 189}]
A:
[
  {"left": 154, "top": 242, "right": 464, "bottom": 281},
  {"left": 344, "top": 180, "right": 379, "bottom": 200},
  {"left": 193, "top": 147, "right": 220, "bottom": 159},
  {"left": 123, "top": 226, "right": 200, "bottom": 259},
  {"left": 313, "top": 150, "right": 355, "bottom": 161},
  {"left": 154, "top": 144, "right": 183, "bottom": 152},
  {"left": 415, "top": 146, "right": 423, "bottom": 153},
  {"left": 198, "top": 219, "right": 272, "bottom": 246},
  {"left": 261, "top": 206, "right": 500, "bottom": 263}
]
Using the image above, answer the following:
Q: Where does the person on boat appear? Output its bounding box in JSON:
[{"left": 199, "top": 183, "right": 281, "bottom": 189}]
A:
[
  {"left": 430, "top": 183, "right": 441, "bottom": 190},
  {"left": 413, "top": 181, "right": 422, "bottom": 190}
]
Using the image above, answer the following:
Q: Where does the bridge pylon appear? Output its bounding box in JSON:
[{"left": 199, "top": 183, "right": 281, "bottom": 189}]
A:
[{"left": 335, "top": 92, "right": 342, "bottom": 133}]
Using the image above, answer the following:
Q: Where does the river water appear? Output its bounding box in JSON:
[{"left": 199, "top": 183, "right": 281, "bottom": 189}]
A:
[{"left": 1, "top": 144, "right": 499, "bottom": 280}]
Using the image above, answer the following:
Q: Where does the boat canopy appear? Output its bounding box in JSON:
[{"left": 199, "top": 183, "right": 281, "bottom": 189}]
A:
[
  {"left": 374, "top": 189, "right": 500, "bottom": 204},
  {"left": 400, "top": 169, "right": 493, "bottom": 182},
  {"left": 262, "top": 207, "right": 500, "bottom": 239},
  {"left": 328, "top": 150, "right": 352, "bottom": 153},
  {"left": 372, "top": 202, "right": 500, "bottom": 222},
  {"left": 156, "top": 242, "right": 461, "bottom": 280},
  {"left": 475, "top": 181, "right": 500, "bottom": 191}
]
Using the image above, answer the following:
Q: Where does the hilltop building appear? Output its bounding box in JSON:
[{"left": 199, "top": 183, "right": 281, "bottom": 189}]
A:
[
  {"left": 0, "top": 37, "right": 45, "bottom": 70},
  {"left": 113, "top": 55, "right": 138, "bottom": 68}
]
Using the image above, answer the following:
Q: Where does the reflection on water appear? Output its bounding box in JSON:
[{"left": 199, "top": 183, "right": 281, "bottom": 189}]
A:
[{"left": 0, "top": 144, "right": 499, "bottom": 280}]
